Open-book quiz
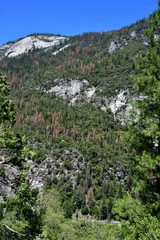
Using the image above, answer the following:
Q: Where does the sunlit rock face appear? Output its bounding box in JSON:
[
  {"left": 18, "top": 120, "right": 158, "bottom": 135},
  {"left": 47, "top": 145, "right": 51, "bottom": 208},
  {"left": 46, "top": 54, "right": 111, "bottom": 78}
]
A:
[
  {"left": 47, "top": 79, "right": 84, "bottom": 99},
  {"left": 4, "top": 35, "right": 66, "bottom": 57},
  {"left": 108, "top": 40, "right": 121, "bottom": 54},
  {"left": 47, "top": 79, "right": 92, "bottom": 100}
]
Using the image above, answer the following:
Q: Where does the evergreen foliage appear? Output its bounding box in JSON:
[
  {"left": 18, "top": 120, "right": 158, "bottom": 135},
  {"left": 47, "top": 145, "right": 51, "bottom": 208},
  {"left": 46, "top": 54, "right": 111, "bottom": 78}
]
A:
[
  {"left": 0, "top": 75, "right": 42, "bottom": 239},
  {"left": 127, "top": 0, "right": 160, "bottom": 212},
  {"left": 0, "top": 3, "right": 160, "bottom": 239},
  {"left": 120, "top": 1, "right": 160, "bottom": 238}
]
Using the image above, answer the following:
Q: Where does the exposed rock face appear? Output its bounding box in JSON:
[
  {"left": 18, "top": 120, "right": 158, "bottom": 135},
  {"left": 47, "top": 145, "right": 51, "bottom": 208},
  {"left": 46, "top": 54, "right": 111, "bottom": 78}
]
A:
[
  {"left": 4, "top": 35, "right": 66, "bottom": 57},
  {"left": 0, "top": 43, "right": 12, "bottom": 59},
  {"left": 108, "top": 40, "right": 121, "bottom": 54},
  {"left": 46, "top": 79, "right": 96, "bottom": 103},
  {"left": 108, "top": 20, "right": 149, "bottom": 55},
  {"left": 46, "top": 79, "right": 133, "bottom": 121},
  {"left": 107, "top": 90, "right": 129, "bottom": 114},
  {"left": 27, "top": 148, "right": 86, "bottom": 191},
  {"left": 104, "top": 166, "right": 127, "bottom": 182},
  {"left": 0, "top": 147, "right": 127, "bottom": 199},
  {"left": 0, "top": 163, "right": 20, "bottom": 201},
  {"left": 52, "top": 44, "right": 70, "bottom": 55},
  {"left": 0, "top": 43, "right": 12, "bottom": 52},
  {"left": 85, "top": 87, "right": 96, "bottom": 99},
  {"left": 47, "top": 79, "right": 84, "bottom": 98},
  {"left": 130, "top": 30, "right": 137, "bottom": 38},
  {"left": 0, "top": 148, "right": 86, "bottom": 197}
]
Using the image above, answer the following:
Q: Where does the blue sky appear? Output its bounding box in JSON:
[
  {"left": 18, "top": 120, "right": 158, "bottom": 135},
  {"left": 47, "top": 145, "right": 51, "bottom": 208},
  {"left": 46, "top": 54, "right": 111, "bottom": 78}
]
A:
[{"left": 0, "top": 0, "right": 158, "bottom": 46}]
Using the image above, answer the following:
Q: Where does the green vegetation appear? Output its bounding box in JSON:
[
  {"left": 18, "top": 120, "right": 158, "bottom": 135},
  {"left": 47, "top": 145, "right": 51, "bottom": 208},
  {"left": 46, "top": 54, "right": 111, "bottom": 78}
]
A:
[
  {"left": 0, "top": 2, "right": 160, "bottom": 239},
  {"left": 119, "top": 2, "right": 160, "bottom": 238},
  {"left": 37, "top": 188, "right": 120, "bottom": 240},
  {"left": 0, "top": 17, "right": 148, "bottom": 98},
  {"left": 0, "top": 73, "right": 42, "bottom": 239}
]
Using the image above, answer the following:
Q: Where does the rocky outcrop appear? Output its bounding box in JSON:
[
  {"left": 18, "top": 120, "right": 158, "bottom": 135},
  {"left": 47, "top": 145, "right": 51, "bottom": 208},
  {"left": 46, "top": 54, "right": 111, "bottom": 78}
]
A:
[
  {"left": 47, "top": 79, "right": 85, "bottom": 98},
  {"left": 45, "top": 79, "right": 134, "bottom": 122},
  {"left": 46, "top": 79, "right": 96, "bottom": 103},
  {"left": 0, "top": 148, "right": 86, "bottom": 198},
  {"left": 0, "top": 43, "right": 12, "bottom": 59},
  {"left": 46, "top": 79, "right": 144, "bottom": 124},
  {"left": 4, "top": 35, "right": 66, "bottom": 58},
  {"left": 108, "top": 20, "right": 149, "bottom": 54},
  {"left": 0, "top": 163, "right": 20, "bottom": 201},
  {"left": 108, "top": 40, "right": 121, "bottom": 54},
  {"left": 27, "top": 148, "right": 86, "bottom": 191},
  {"left": 106, "top": 90, "right": 129, "bottom": 114},
  {"left": 52, "top": 44, "right": 70, "bottom": 55},
  {"left": 0, "top": 146, "right": 127, "bottom": 199},
  {"left": 104, "top": 166, "right": 127, "bottom": 182}
]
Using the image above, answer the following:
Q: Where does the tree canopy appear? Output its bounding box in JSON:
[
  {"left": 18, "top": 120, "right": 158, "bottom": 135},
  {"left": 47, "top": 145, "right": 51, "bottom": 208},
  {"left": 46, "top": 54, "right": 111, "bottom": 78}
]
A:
[
  {"left": 126, "top": 0, "right": 160, "bottom": 223},
  {"left": 0, "top": 73, "right": 15, "bottom": 124}
]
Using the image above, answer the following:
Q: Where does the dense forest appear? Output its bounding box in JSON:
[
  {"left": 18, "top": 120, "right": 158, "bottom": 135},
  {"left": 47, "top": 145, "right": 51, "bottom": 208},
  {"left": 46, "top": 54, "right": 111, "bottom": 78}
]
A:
[{"left": 0, "top": 2, "right": 160, "bottom": 240}]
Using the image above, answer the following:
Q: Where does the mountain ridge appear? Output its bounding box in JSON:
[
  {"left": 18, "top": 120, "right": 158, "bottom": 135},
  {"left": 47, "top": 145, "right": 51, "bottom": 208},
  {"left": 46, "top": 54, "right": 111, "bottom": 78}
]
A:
[
  {"left": 0, "top": 17, "right": 150, "bottom": 121},
  {"left": 0, "top": 9, "right": 160, "bottom": 238},
  {"left": 0, "top": 17, "right": 149, "bottom": 59}
]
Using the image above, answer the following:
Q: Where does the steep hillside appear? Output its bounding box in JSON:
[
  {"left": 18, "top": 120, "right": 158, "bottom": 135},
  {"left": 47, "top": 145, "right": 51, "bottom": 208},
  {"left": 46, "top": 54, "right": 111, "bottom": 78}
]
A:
[
  {"left": 0, "top": 16, "right": 150, "bottom": 205},
  {"left": 0, "top": 18, "right": 149, "bottom": 112},
  {"left": 0, "top": 17, "right": 150, "bottom": 184},
  {"left": 1, "top": 11, "right": 160, "bottom": 239}
]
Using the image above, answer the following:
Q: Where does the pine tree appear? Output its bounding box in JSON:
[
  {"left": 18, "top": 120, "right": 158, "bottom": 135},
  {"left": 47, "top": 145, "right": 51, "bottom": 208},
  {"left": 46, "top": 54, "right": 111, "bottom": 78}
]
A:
[
  {"left": 129, "top": 3, "right": 160, "bottom": 154},
  {"left": 0, "top": 73, "right": 15, "bottom": 124},
  {"left": 127, "top": 1, "right": 160, "bottom": 215},
  {"left": 0, "top": 74, "right": 41, "bottom": 238},
  {"left": 88, "top": 187, "right": 95, "bottom": 208}
]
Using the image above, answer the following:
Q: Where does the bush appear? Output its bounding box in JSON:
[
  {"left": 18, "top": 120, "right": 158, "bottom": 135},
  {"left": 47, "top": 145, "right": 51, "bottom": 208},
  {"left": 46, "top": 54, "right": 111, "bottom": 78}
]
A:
[
  {"left": 81, "top": 205, "right": 89, "bottom": 215},
  {"left": 0, "top": 167, "right": 5, "bottom": 176},
  {"left": 121, "top": 215, "right": 160, "bottom": 240},
  {"left": 64, "top": 159, "right": 72, "bottom": 170}
]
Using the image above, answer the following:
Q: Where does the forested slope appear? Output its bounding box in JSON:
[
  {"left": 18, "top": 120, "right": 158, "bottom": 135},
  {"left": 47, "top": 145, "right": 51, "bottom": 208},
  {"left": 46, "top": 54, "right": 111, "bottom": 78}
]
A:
[{"left": 0, "top": 5, "right": 160, "bottom": 239}]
